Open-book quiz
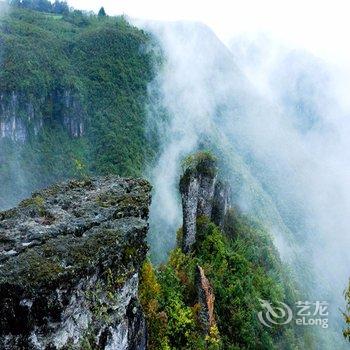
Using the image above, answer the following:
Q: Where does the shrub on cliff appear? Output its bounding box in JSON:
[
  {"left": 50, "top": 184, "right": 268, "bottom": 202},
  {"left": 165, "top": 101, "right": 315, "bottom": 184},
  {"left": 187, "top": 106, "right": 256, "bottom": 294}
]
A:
[{"left": 181, "top": 151, "right": 217, "bottom": 178}]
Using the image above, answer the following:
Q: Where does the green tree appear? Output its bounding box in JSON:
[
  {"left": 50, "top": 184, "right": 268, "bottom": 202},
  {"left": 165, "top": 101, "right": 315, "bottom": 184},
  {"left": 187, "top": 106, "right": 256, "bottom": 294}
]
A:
[
  {"left": 52, "top": 0, "right": 69, "bottom": 14},
  {"left": 98, "top": 6, "right": 106, "bottom": 17}
]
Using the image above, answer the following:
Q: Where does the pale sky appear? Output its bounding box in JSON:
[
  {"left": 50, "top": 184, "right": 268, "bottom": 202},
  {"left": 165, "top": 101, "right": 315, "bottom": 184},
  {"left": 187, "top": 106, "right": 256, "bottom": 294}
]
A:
[{"left": 67, "top": 0, "right": 350, "bottom": 66}]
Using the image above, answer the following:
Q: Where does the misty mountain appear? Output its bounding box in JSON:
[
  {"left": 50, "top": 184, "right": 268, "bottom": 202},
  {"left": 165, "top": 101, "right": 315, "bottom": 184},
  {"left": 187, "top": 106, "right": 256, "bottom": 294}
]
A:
[
  {"left": 0, "top": 3, "right": 348, "bottom": 349},
  {"left": 143, "top": 21, "right": 349, "bottom": 348}
]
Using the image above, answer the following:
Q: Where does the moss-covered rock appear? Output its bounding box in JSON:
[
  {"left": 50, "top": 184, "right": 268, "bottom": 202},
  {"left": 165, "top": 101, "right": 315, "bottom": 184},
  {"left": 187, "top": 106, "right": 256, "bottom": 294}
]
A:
[{"left": 0, "top": 176, "right": 151, "bottom": 349}]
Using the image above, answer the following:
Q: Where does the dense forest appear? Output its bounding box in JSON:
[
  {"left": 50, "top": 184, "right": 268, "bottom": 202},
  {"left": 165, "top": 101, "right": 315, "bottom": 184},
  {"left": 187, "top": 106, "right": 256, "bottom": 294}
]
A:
[{"left": 0, "top": 3, "right": 159, "bottom": 209}]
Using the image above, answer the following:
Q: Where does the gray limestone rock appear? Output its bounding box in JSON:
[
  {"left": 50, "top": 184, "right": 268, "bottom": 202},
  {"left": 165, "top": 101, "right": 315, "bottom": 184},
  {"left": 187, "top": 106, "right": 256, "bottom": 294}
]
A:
[
  {"left": 0, "top": 176, "right": 151, "bottom": 350},
  {"left": 179, "top": 152, "right": 231, "bottom": 253}
]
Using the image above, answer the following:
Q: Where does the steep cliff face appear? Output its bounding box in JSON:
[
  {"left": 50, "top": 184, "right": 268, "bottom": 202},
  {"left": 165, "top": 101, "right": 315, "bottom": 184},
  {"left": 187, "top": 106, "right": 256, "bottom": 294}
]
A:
[
  {"left": 0, "top": 93, "right": 32, "bottom": 142},
  {"left": 60, "top": 91, "right": 85, "bottom": 138},
  {"left": 0, "top": 90, "right": 85, "bottom": 143},
  {"left": 179, "top": 152, "right": 231, "bottom": 253},
  {"left": 0, "top": 176, "right": 151, "bottom": 350}
]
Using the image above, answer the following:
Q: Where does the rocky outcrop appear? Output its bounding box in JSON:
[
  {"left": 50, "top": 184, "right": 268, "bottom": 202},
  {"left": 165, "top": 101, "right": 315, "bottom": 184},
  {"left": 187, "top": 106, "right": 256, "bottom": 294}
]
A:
[
  {"left": 196, "top": 266, "right": 216, "bottom": 335},
  {"left": 0, "top": 90, "right": 85, "bottom": 142},
  {"left": 0, "top": 176, "right": 151, "bottom": 349},
  {"left": 179, "top": 152, "right": 231, "bottom": 253}
]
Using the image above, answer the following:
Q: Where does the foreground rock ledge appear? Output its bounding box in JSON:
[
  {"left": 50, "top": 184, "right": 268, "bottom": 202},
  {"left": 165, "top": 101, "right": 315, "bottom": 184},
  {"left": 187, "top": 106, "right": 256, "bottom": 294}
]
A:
[{"left": 0, "top": 176, "right": 151, "bottom": 350}]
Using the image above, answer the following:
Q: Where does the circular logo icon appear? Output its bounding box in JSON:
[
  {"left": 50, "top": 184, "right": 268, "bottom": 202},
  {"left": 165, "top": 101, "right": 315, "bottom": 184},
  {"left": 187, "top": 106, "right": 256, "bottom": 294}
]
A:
[{"left": 258, "top": 299, "right": 293, "bottom": 327}]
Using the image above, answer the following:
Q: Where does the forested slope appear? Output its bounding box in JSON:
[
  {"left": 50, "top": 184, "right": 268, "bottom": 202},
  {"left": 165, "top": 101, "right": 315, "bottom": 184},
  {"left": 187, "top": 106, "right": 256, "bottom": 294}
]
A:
[{"left": 0, "top": 4, "right": 158, "bottom": 208}]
